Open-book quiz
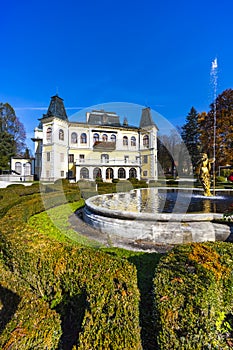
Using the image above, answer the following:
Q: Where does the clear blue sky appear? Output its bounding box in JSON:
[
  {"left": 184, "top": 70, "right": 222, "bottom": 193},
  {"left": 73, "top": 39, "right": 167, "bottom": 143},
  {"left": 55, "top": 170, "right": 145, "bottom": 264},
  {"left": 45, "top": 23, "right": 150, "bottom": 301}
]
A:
[{"left": 1, "top": 0, "right": 232, "bottom": 152}]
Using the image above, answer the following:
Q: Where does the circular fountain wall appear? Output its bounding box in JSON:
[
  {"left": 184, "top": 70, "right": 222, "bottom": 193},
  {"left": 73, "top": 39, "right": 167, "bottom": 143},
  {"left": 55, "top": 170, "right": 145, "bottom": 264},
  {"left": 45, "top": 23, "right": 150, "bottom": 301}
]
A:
[{"left": 83, "top": 188, "right": 233, "bottom": 246}]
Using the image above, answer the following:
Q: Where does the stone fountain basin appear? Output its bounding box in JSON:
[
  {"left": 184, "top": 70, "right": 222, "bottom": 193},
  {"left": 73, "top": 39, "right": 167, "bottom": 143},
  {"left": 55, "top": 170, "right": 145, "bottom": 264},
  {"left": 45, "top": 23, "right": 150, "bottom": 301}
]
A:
[{"left": 83, "top": 190, "right": 233, "bottom": 245}]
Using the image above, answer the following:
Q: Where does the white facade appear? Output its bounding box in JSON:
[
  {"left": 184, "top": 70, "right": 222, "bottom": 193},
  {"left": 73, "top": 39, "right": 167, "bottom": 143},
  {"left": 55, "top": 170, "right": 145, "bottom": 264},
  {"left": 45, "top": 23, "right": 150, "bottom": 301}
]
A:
[
  {"left": 32, "top": 95, "right": 158, "bottom": 182},
  {"left": 11, "top": 157, "right": 35, "bottom": 181}
]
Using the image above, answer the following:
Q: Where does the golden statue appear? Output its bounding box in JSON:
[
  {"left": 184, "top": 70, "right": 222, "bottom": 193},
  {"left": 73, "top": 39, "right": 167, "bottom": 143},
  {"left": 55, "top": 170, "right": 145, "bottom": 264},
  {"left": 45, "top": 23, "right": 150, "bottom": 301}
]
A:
[{"left": 196, "top": 153, "right": 215, "bottom": 196}]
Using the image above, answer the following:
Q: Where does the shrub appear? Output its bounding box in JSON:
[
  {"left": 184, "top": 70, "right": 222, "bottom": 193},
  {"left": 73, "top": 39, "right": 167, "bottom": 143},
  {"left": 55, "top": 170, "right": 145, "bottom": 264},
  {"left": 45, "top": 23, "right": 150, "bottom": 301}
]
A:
[
  {"left": 0, "top": 260, "right": 61, "bottom": 350},
  {"left": 6, "top": 183, "right": 25, "bottom": 189},
  {"left": 0, "top": 192, "right": 142, "bottom": 349},
  {"left": 127, "top": 177, "right": 139, "bottom": 184},
  {"left": 95, "top": 176, "right": 103, "bottom": 183},
  {"left": 166, "top": 180, "right": 178, "bottom": 186},
  {"left": 216, "top": 176, "right": 227, "bottom": 183},
  {"left": 154, "top": 242, "right": 233, "bottom": 349},
  {"left": 133, "top": 180, "right": 148, "bottom": 188}
]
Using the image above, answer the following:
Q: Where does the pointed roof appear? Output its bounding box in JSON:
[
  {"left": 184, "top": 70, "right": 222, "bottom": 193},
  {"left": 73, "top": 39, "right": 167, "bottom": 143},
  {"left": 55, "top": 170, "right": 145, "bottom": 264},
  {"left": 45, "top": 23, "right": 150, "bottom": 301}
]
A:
[
  {"left": 139, "top": 107, "right": 155, "bottom": 128},
  {"left": 43, "top": 95, "right": 68, "bottom": 121}
]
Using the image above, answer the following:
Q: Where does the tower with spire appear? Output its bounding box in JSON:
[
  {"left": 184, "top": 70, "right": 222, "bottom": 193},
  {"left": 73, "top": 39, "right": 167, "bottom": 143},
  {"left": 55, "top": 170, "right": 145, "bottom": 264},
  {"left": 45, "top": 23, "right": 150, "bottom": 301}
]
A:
[
  {"left": 139, "top": 107, "right": 158, "bottom": 181},
  {"left": 43, "top": 94, "right": 68, "bottom": 121},
  {"left": 33, "top": 95, "right": 69, "bottom": 181}
]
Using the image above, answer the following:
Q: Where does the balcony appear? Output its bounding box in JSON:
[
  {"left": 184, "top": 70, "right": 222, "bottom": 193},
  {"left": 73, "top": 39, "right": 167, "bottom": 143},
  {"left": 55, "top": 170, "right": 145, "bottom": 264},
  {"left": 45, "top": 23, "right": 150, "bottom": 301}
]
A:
[
  {"left": 93, "top": 141, "right": 116, "bottom": 151},
  {"left": 75, "top": 158, "right": 140, "bottom": 167}
]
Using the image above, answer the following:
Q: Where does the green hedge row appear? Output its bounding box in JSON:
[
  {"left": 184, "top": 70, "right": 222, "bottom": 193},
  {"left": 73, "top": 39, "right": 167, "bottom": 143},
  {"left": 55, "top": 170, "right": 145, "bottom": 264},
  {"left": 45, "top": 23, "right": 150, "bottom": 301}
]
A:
[
  {"left": 0, "top": 182, "right": 82, "bottom": 221},
  {"left": 0, "top": 186, "right": 142, "bottom": 349},
  {"left": 154, "top": 242, "right": 233, "bottom": 349},
  {"left": 0, "top": 259, "right": 61, "bottom": 349}
]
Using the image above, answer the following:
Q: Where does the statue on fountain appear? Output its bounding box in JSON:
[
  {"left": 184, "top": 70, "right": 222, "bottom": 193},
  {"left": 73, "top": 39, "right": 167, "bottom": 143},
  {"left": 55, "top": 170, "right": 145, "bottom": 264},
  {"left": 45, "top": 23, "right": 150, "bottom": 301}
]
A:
[{"left": 196, "top": 153, "right": 215, "bottom": 196}]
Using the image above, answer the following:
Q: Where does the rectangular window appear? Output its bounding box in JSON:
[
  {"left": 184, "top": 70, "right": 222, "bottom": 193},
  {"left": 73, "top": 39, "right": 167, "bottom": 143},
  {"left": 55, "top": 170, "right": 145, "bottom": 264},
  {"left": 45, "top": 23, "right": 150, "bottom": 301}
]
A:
[
  {"left": 143, "top": 170, "right": 148, "bottom": 176},
  {"left": 61, "top": 171, "right": 64, "bottom": 177},
  {"left": 79, "top": 154, "right": 85, "bottom": 163},
  {"left": 69, "top": 154, "right": 74, "bottom": 163},
  {"left": 101, "top": 154, "right": 109, "bottom": 163},
  {"left": 47, "top": 152, "right": 50, "bottom": 162},
  {"left": 60, "top": 153, "right": 64, "bottom": 162},
  {"left": 68, "top": 170, "right": 73, "bottom": 178},
  {"left": 143, "top": 155, "right": 148, "bottom": 164}
]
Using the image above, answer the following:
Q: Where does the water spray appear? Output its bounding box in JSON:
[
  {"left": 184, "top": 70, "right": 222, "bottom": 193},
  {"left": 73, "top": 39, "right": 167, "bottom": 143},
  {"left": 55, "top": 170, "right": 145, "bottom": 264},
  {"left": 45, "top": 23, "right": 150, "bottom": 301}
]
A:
[{"left": 211, "top": 58, "right": 218, "bottom": 195}]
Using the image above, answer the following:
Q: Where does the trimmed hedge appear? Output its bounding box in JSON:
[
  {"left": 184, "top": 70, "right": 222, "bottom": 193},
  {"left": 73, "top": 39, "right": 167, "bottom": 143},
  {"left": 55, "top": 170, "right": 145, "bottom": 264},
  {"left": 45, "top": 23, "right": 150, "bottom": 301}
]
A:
[
  {"left": 154, "top": 242, "right": 233, "bottom": 349},
  {"left": 0, "top": 260, "right": 61, "bottom": 350},
  {"left": 0, "top": 187, "right": 142, "bottom": 349}
]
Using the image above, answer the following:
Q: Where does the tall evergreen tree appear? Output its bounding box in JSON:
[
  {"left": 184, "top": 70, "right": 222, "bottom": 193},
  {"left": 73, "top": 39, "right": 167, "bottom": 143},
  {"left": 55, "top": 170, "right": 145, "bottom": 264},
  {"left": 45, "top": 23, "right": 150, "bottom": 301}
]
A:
[
  {"left": 23, "top": 147, "right": 31, "bottom": 159},
  {"left": 181, "top": 107, "right": 201, "bottom": 171},
  {"left": 0, "top": 102, "right": 26, "bottom": 170}
]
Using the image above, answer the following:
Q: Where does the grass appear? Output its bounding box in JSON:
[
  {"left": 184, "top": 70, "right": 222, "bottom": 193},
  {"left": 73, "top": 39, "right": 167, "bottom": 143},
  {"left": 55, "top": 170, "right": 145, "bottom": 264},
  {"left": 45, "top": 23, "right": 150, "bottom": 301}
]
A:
[{"left": 28, "top": 200, "right": 103, "bottom": 248}]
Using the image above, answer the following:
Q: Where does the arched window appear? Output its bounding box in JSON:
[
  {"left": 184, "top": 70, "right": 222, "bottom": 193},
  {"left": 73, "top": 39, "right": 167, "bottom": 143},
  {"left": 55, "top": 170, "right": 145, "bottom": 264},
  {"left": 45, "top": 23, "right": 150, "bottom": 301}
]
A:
[
  {"left": 15, "top": 162, "right": 22, "bottom": 175},
  {"left": 102, "top": 134, "right": 108, "bottom": 142},
  {"left": 143, "top": 134, "right": 149, "bottom": 147},
  {"left": 131, "top": 136, "right": 136, "bottom": 146},
  {"left": 106, "top": 168, "right": 114, "bottom": 179},
  {"left": 129, "top": 168, "right": 137, "bottom": 178},
  {"left": 59, "top": 129, "right": 64, "bottom": 141},
  {"left": 81, "top": 133, "right": 87, "bottom": 144},
  {"left": 101, "top": 154, "right": 109, "bottom": 163},
  {"left": 93, "top": 133, "right": 99, "bottom": 143},
  {"left": 46, "top": 127, "right": 52, "bottom": 142},
  {"left": 110, "top": 134, "right": 116, "bottom": 142},
  {"left": 93, "top": 167, "right": 102, "bottom": 179},
  {"left": 80, "top": 167, "right": 89, "bottom": 179},
  {"left": 118, "top": 168, "right": 126, "bottom": 179},
  {"left": 25, "top": 162, "right": 31, "bottom": 176},
  {"left": 123, "top": 136, "right": 128, "bottom": 146},
  {"left": 71, "top": 132, "right": 77, "bottom": 143}
]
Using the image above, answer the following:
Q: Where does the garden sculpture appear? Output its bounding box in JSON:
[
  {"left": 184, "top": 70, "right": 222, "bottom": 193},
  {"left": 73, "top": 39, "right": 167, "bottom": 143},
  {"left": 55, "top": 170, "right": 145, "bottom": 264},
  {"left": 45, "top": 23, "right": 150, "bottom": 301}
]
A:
[{"left": 196, "top": 153, "right": 215, "bottom": 196}]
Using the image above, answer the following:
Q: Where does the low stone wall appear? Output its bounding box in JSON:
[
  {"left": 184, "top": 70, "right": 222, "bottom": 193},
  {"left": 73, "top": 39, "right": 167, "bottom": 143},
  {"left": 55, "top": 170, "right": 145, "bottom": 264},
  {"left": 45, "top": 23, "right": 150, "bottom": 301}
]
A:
[{"left": 0, "top": 175, "right": 34, "bottom": 182}]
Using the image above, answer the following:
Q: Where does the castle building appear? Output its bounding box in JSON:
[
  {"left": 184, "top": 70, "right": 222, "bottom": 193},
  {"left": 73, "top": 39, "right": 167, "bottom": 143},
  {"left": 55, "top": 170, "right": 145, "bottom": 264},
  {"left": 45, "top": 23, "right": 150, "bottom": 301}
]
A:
[{"left": 32, "top": 95, "right": 158, "bottom": 182}]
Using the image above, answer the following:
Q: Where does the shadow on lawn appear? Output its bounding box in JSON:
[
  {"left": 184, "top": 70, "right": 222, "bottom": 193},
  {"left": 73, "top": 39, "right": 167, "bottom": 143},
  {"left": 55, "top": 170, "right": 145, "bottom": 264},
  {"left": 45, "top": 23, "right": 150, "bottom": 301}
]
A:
[{"left": 128, "top": 253, "right": 162, "bottom": 350}]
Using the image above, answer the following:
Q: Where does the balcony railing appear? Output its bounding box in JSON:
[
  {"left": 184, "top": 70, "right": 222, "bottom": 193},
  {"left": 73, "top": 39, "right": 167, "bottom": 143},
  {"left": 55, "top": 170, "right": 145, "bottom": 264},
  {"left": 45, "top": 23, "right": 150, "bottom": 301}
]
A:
[{"left": 75, "top": 158, "right": 140, "bottom": 166}]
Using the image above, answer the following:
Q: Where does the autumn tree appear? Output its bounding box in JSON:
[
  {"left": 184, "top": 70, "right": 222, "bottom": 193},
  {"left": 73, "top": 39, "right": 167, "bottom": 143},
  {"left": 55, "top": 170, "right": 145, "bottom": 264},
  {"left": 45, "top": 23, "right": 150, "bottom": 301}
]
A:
[
  {"left": 0, "top": 103, "right": 26, "bottom": 170},
  {"left": 158, "top": 130, "right": 192, "bottom": 177},
  {"left": 198, "top": 89, "right": 233, "bottom": 170},
  {"left": 181, "top": 107, "right": 201, "bottom": 172},
  {"left": 157, "top": 136, "right": 173, "bottom": 176}
]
